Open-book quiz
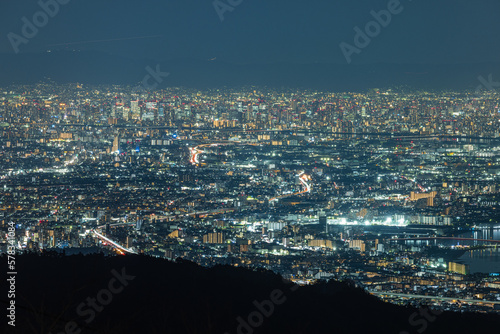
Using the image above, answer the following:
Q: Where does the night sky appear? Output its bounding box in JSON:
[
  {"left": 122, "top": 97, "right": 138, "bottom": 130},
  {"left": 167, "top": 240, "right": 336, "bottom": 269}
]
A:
[{"left": 1, "top": 0, "right": 500, "bottom": 65}]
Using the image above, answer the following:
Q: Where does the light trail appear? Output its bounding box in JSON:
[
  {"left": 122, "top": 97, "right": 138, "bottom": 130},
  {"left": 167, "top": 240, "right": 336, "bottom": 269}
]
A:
[
  {"left": 92, "top": 229, "right": 137, "bottom": 254},
  {"left": 270, "top": 171, "right": 312, "bottom": 202},
  {"left": 189, "top": 141, "right": 262, "bottom": 165},
  {"left": 189, "top": 146, "right": 205, "bottom": 165},
  {"left": 298, "top": 172, "right": 312, "bottom": 192},
  {"left": 96, "top": 222, "right": 135, "bottom": 229},
  {"left": 400, "top": 175, "right": 426, "bottom": 192},
  {"left": 189, "top": 142, "right": 237, "bottom": 165},
  {"left": 188, "top": 142, "right": 312, "bottom": 203}
]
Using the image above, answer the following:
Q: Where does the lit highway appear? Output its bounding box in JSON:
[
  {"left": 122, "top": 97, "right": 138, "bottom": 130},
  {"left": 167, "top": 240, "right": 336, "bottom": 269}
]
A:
[
  {"left": 92, "top": 229, "right": 137, "bottom": 254},
  {"left": 270, "top": 171, "right": 312, "bottom": 202},
  {"left": 188, "top": 143, "right": 313, "bottom": 203}
]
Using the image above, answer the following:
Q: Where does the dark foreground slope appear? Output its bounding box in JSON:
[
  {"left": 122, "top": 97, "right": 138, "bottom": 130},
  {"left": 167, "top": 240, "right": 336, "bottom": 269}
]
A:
[{"left": 1, "top": 253, "right": 499, "bottom": 334}]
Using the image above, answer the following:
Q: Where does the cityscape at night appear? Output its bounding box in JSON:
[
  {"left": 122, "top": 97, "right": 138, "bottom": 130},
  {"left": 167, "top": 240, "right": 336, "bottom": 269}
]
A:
[{"left": 2, "top": 0, "right": 500, "bottom": 333}]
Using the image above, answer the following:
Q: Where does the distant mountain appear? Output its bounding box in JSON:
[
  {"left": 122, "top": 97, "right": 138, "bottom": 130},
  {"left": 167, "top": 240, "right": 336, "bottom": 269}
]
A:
[
  {"left": 2, "top": 253, "right": 500, "bottom": 334},
  {"left": 2, "top": 51, "right": 500, "bottom": 91}
]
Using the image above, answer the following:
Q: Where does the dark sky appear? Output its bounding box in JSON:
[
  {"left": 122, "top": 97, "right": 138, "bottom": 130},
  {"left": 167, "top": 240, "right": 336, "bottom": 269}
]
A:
[{"left": 1, "top": 0, "right": 499, "bottom": 65}]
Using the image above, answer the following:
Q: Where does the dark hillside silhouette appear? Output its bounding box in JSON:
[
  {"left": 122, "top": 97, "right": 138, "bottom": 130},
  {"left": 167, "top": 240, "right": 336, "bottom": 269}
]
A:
[{"left": 1, "top": 253, "right": 500, "bottom": 334}]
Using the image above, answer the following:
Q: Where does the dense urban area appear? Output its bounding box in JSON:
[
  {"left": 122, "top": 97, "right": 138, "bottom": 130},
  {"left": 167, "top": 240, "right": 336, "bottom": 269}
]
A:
[{"left": 3, "top": 83, "right": 500, "bottom": 313}]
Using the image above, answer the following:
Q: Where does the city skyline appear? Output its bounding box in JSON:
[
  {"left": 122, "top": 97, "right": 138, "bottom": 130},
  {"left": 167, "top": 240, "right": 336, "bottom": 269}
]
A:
[{"left": 3, "top": 1, "right": 500, "bottom": 333}]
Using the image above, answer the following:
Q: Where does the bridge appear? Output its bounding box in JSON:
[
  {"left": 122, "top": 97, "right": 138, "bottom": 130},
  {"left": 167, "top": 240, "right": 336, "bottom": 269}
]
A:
[
  {"left": 389, "top": 237, "right": 500, "bottom": 244},
  {"left": 91, "top": 229, "right": 137, "bottom": 254}
]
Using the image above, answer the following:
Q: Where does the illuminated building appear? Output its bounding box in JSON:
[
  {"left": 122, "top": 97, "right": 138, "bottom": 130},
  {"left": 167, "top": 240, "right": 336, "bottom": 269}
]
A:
[
  {"left": 203, "top": 232, "right": 224, "bottom": 244},
  {"left": 448, "top": 262, "right": 470, "bottom": 275}
]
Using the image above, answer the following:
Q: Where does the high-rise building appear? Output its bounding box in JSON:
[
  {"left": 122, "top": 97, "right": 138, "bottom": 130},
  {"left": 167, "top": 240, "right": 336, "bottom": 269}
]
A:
[
  {"left": 319, "top": 211, "right": 327, "bottom": 232},
  {"left": 131, "top": 100, "right": 140, "bottom": 114},
  {"left": 348, "top": 240, "right": 366, "bottom": 252},
  {"left": 246, "top": 105, "right": 253, "bottom": 122},
  {"left": 448, "top": 262, "right": 469, "bottom": 275},
  {"left": 203, "top": 232, "right": 224, "bottom": 244},
  {"left": 308, "top": 239, "right": 333, "bottom": 249},
  {"left": 112, "top": 135, "right": 120, "bottom": 152}
]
